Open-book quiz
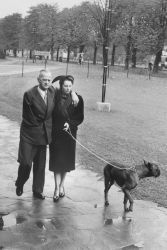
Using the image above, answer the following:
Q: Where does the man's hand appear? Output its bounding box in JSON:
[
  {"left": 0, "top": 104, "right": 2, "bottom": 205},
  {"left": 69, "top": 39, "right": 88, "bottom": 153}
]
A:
[
  {"left": 71, "top": 91, "right": 79, "bottom": 107},
  {"left": 63, "top": 122, "right": 69, "bottom": 131}
]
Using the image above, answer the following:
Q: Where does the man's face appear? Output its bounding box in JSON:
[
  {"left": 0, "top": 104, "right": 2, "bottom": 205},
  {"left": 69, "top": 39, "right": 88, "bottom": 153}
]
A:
[{"left": 38, "top": 72, "right": 52, "bottom": 91}]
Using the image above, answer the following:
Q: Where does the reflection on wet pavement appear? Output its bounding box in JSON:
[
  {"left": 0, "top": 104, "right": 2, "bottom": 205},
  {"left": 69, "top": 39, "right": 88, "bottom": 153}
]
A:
[
  {"left": 0, "top": 217, "right": 4, "bottom": 230},
  {"left": 16, "top": 214, "right": 27, "bottom": 225},
  {"left": 0, "top": 115, "right": 167, "bottom": 249}
]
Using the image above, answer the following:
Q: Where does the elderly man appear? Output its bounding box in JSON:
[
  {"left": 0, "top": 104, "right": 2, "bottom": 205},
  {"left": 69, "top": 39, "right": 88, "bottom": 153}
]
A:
[{"left": 15, "top": 69, "right": 78, "bottom": 199}]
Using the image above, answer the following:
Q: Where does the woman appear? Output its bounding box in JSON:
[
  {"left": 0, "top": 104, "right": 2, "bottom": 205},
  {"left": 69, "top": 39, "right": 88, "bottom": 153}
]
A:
[{"left": 49, "top": 75, "right": 84, "bottom": 202}]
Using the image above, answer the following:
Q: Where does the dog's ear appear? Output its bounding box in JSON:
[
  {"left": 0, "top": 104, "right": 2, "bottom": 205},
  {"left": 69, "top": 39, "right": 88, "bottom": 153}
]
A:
[
  {"left": 143, "top": 159, "right": 148, "bottom": 166},
  {"left": 143, "top": 160, "right": 152, "bottom": 170},
  {"left": 147, "top": 162, "right": 153, "bottom": 171}
]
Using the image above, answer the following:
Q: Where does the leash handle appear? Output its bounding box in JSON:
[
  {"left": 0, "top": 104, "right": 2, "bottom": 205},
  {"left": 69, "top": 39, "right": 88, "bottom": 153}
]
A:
[{"left": 66, "top": 128, "right": 134, "bottom": 171}]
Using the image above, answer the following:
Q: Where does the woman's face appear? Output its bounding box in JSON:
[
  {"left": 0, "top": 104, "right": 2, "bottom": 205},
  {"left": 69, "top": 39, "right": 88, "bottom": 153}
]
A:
[{"left": 62, "top": 80, "right": 73, "bottom": 95}]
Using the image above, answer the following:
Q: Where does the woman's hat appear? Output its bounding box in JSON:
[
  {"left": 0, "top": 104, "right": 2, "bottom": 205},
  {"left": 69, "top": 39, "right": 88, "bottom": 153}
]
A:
[{"left": 52, "top": 75, "right": 74, "bottom": 84}]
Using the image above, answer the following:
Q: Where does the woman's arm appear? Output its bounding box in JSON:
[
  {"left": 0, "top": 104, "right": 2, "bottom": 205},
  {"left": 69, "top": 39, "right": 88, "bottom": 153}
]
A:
[{"left": 68, "top": 95, "right": 84, "bottom": 128}]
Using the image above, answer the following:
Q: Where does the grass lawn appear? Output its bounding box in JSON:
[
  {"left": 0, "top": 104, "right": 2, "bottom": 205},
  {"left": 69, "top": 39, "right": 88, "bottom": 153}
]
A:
[{"left": 0, "top": 60, "right": 167, "bottom": 208}]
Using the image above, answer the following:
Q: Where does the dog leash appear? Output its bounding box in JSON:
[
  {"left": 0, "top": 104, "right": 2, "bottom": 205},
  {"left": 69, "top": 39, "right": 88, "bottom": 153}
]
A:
[{"left": 66, "top": 128, "right": 135, "bottom": 171}]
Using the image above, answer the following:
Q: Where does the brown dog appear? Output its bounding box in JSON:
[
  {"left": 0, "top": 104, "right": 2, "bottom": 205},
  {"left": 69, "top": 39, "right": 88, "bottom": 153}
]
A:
[{"left": 104, "top": 160, "right": 160, "bottom": 212}]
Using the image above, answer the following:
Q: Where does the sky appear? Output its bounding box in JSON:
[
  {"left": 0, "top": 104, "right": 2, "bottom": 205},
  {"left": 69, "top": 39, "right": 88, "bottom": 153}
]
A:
[{"left": 0, "top": 0, "right": 91, "bottom": 18}]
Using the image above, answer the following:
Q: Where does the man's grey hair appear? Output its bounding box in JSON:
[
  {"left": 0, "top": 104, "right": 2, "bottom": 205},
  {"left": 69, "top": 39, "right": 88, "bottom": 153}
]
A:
[{"left": 38, "top": 69, "right": 51, "bottom": 79}]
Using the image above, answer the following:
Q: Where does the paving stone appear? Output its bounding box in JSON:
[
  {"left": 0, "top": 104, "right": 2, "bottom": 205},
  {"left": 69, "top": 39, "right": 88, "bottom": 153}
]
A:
[{"left": 0, "top": 115, "right": 167, "bottom": 249}]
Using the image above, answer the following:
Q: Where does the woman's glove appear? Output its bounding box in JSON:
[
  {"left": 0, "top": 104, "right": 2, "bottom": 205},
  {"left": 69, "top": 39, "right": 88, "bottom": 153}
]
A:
[{"left": 63, "top": 122, "right": 69, "bottom": 131}]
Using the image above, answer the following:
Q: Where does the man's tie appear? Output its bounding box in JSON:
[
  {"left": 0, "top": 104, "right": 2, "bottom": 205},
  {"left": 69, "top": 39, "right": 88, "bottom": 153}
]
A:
[{"left": 44, "top": 91, "right": 47, "bottom": 105}]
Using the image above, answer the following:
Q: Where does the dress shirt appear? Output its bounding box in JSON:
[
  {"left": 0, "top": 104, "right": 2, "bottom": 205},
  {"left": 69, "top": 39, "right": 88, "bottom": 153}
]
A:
[{"left": 38, "top": 86, "right": 47, "bottom": 104}]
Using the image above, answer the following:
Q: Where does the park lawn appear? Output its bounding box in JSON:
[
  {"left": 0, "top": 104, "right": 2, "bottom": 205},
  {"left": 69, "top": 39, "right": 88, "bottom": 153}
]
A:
[{"left": 0, "top": 61, "right": 167, "bottom": 208}]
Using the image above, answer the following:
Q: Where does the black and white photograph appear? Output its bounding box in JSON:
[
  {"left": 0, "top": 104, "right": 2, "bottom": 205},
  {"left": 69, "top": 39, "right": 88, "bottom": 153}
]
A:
[{"left": 0, "top": 0, "right": 167, "bottom": 249}]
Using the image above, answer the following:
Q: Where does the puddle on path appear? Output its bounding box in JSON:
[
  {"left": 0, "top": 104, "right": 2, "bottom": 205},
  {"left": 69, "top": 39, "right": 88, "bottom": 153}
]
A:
[
  {"left": 104, "top": 215, "right": 132, "bottom": 226},
  {"left": 36, "top": 220, "right": 47, "bottom": 230},
  {"left": 0, "top": 212, "right": 27, "bottom": 230}
]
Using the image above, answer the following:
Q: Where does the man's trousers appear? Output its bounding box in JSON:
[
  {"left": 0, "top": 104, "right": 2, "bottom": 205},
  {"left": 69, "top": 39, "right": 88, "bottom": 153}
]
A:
[{"left": 16, "top": 139, "right": 47, "bottom": 194}]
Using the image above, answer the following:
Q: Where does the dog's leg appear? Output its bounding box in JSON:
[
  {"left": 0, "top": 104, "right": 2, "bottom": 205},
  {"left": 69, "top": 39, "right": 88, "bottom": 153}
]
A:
[
  {"left": 123, "top": 193, "right": 128, "bottom": 212},
  {"left": 122, "top": 188, "right": 133, "bottom": 212},
  {"left": 104, "top": 169, "right": 114, "bottom": 206},
  {"left": 104, "top": 181, "right": 113, "bottom": 206}
]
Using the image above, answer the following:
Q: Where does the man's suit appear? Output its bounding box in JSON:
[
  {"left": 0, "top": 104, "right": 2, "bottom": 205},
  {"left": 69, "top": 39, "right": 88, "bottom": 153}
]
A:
[{"left": 16, "top": 85, "right": 55, "bottom": 194}]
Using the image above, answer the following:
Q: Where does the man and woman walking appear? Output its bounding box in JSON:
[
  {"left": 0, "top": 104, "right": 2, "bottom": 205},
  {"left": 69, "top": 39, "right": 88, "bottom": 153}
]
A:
[{"left": 15, "top": 69, "right": 84, "bottom": 200}]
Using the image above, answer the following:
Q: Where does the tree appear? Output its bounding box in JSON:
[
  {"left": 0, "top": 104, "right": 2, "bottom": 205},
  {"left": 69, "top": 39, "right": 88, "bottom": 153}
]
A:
[
  {"left": 76, "top": 2, "right": 102, "bottom": 64},
  {"left": 58, "top": 4, "right": 91, "bottom": 62},
  {"left": 88, "top": 0, "right": 126, "bottom": 66},
  {"left": 0, "top": 20, "right": 6, "bottom": 58},
  {"left": 87, "top": 1, "right": 107, "bottom": 65},
  {"left": 1, "top": 13, "right": 22, "bottom": 56},
  {"left": 110, "top": 0, "right": 162, "bottom": 68},
  {"left": 153, "top": 0, "right": 167, "bottom": 72},
  {"left": 25, "top": 4, "right": 58, "bottom": 60}
]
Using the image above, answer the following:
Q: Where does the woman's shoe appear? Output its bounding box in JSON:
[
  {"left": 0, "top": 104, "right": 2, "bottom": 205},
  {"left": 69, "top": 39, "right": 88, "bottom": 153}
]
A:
[
  {"left": 59, "top": 187, "right": 65, "bottom": 198},
  {"left": 53, "top": 189, "right": 59, "bottom": 202},
  {"left": 53, "top": 195, "right": 59, "bottom": 202}
]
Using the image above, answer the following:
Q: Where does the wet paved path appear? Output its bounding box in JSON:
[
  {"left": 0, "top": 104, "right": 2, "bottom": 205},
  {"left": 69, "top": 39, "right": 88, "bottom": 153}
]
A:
[{"left": 0, "top": 115, "right": 167, "bottom": 249}]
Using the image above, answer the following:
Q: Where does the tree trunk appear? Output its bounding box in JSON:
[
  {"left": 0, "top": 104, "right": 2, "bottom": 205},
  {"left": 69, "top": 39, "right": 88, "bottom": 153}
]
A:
[
  {"left": 0, "top": 49, "right": 6, "bottom": 59},
  {"left": 131, "top": 47, "right": 137, "bottom": 68},
  {"left": 153, "top": 48, "right": 162, "bottom": 73},
  {"left": 125, "top": 15, "right": 133, "bottom": 70},
  {"left": 29, "top": 50, "right": 33, "bottom": 59},
  {"left": 93, "top": 41, "right": 98, "bottom": 65},
  {"left": 50, "top": 48, "right": 54, "bottom": 61},
  {"left": 111, "top": 44, "right": 116, "bottom": 66},
  {"left": 125, "top": 36, "right": 131, "bottom": 70},
  {"left": 50, "top": 33, "right": 54, "bottom": 61},
  {"left": 4, "top": 49, "right": 6, "bottom": 58},
  {"left": 13, "top": 48, "right": 17, "bottom": 57},
  {"left": 79, "top": 45, "right": 85, "bottom": 53},
  {"left": 67, "top": 46, "right": 70, "bottom": 63},
  {"left": 73, "top": 48, "right": 77, "bottom": 57},
  {"left": 56, "top": 47, "right": 60, "bottom": 62}
]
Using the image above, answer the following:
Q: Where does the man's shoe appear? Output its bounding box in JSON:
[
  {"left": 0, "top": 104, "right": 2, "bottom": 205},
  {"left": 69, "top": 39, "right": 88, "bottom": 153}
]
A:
[
  {"left": 33, "top": 192, "right": 45, "bottom": 200},
  {"left": 16, "top": 186, "right": 23, "bottom": 196}
]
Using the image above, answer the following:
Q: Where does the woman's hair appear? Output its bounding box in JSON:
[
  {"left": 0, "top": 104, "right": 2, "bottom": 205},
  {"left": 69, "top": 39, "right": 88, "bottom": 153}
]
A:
[{"left": 52, "top": 75, "right": 74, "bottom": 88}]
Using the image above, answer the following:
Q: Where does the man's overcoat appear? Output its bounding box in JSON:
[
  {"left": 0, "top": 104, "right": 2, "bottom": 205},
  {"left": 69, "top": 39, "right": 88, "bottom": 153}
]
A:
[{"left": 18, "top": 85, "right": 55, "bottom": 164}]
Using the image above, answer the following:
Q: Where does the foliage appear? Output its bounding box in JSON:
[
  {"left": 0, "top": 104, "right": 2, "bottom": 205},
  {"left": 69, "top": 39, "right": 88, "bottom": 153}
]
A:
[
  {"left": 1, "top": 13, "right": 22, "bottom": 51},
  {"left": 109, "top": 0, "right": 167, "bottom": 66},
  {"left": 25, "top": 4, "right": 58, "bottom": 52},
  {"left": 0, "top": 0, "right": 166, "bottom": 70},
  {"left": 58, "top": 3, "right": 92, "bottom": 50}
]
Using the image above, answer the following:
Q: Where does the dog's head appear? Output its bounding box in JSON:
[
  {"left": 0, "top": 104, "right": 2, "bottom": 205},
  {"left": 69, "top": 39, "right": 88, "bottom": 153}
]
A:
[{"left": 143, "top": 160, "right": 160, "bottom": 177}]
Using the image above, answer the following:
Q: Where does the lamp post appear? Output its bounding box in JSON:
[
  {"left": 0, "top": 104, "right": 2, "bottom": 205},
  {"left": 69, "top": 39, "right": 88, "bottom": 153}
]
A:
[
  {"left": 97, "top": 0, "right": 112, "bottom": 112},
  {"left": 101, "top": 0, "right": 112, "bottom": 103},
  {"left": 32, "top": 26, "right": 36, "bottom": 63}
]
